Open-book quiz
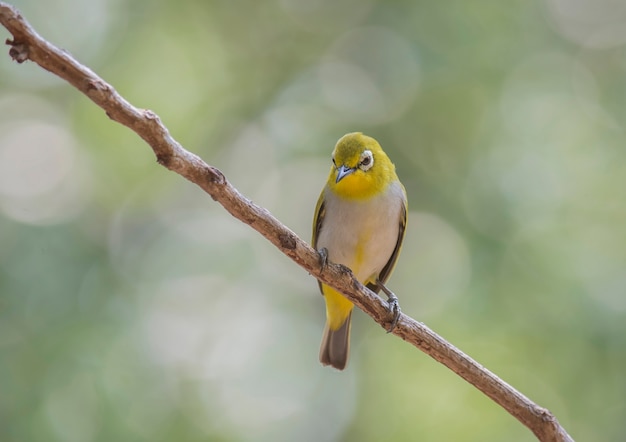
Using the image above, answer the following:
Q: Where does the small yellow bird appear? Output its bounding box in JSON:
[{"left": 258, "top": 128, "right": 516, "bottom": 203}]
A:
[{"left": 313, "top": 132, "right": 407, "bottom": 370}]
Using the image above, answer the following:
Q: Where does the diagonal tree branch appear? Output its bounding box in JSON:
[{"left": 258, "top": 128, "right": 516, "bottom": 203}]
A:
[{"left": 0, "top": 3, "right": 573, "bottom": 441}]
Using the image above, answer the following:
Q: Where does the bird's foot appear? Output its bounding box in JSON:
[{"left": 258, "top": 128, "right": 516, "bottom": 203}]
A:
[
  {"left": 376, "top": 278, "right": 401, "bottom": 333},
  {"left": 318, "top": 247, "right": 329, "bottom": 274}
]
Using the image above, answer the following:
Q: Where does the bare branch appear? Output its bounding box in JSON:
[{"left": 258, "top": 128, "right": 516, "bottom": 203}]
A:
[{"left": 0, "top": 3, "right": 574, "bottom": 441}]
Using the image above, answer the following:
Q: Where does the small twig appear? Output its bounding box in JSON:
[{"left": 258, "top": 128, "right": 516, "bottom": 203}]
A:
[{"left": 0, "top": 3, "right": 574, "bottom": 441}]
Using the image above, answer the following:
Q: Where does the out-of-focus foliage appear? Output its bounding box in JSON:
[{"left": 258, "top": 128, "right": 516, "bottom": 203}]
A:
[{"left": 1, "top": 0, "right": 625, "bottom": 440}]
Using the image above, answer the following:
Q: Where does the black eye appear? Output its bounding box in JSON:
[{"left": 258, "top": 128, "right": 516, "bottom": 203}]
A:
[
  {"left": 332, "top": 157, "right": 337, "bottom": 167},
  {"left": 360, "top": 156, "right": 371, "bottom": 166}
]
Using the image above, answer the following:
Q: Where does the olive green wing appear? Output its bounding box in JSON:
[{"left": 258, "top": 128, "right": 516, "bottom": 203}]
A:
[
  {"left": 366, "top": 196, "right": 407, "bottom": 293},
  {"left": 312, "top": 189, "right": 326, "bottom": 294}
]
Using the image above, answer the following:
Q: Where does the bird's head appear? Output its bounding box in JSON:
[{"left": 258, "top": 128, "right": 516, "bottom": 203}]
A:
[{"left": 327, "top": 132, "right": 396, "bottom": 199}]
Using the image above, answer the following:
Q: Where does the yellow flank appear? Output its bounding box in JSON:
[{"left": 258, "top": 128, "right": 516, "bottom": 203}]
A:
[
  {"left": 353, "top": 233, "right": 366, "bottom": 271},
  {"left": 323, "top": 230, "right": 367, "bottom": 331},
  {"left": 323, "top": 285, "right": 354, "bottom": 330}
]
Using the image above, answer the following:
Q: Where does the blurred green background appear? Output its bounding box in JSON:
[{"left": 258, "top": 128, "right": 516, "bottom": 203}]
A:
[{"left": 1, "top": 0, "right": 625, "bottom": 441}]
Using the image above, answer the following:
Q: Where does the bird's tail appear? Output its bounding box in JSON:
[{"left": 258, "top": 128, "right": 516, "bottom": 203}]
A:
[{"left": 319, "top": 311, "right": 352, "bottom": 370}]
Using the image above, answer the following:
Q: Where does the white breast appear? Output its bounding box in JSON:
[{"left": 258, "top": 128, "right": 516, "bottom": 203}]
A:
[{"left": 316, "top": 181, "right": 404, "bottom": 284}]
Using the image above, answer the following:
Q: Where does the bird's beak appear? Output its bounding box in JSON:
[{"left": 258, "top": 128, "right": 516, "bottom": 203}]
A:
[{"left": 336, "top": 165, "right": 356, "bottom": 183}]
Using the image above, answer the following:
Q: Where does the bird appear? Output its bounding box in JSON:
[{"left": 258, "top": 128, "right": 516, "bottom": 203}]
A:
[{"left": 312, "top": 132, "right": 407, "bottom": 370}]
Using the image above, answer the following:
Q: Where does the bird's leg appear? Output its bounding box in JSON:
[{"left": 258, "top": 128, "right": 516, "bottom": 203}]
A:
[
  {"left": 317, "top": 247, "right": 329, "bottom": 273},
  {"left": 376, "top": 278, "right": 401, "bottom": 333}
]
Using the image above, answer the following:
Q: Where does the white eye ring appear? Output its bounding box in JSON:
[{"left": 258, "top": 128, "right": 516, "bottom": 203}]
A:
[{"left": 358, "top": 150, "right": 374, "bottom": 171}]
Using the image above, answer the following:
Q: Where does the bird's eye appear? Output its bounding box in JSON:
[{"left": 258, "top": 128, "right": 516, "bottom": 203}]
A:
[
  {"left": 358, "top": 150, "right": 374, "bottom": 171},
  {"left": 332, "top": 157, "right": 337, "bottom": 168}
]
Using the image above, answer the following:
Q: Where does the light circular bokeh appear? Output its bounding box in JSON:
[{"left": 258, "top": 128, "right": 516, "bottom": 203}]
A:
[
  {"left": 393, "top": 212, "right": 472, "bottom": 317},
  {"left": 0, "top": 118, "right": 91, "bottom": 225},
  {"left": 545, "top": 0, "right": 626, "bottom": 49},
  {"left": 319, "top": 27, "right": 421, "bottom": 124}
]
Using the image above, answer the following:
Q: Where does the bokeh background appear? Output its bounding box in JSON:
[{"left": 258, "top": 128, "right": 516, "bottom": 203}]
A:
[{"left": 1, "top": 0, "right": 625, "bottom": 440}]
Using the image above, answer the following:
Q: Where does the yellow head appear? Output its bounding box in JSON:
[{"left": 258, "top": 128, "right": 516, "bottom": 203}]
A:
[{"left": 327, "top": 132, "right": 398, "bottom": 200}]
